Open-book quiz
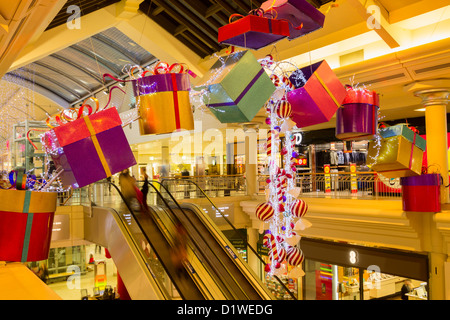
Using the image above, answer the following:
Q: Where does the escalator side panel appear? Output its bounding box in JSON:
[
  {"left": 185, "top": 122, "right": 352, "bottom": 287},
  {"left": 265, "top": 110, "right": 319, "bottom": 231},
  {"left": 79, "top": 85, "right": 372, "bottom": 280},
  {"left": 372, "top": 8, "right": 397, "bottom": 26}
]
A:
[{"left": 84, "top": 207, "right": 165, "bottom": 300}]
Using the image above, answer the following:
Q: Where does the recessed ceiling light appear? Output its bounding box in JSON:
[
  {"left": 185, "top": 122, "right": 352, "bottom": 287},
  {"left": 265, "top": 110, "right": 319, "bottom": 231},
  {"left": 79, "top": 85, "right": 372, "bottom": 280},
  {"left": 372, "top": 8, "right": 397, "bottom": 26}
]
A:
[{"left": 414, "top": 108, "right": 426, "bottom": 112}]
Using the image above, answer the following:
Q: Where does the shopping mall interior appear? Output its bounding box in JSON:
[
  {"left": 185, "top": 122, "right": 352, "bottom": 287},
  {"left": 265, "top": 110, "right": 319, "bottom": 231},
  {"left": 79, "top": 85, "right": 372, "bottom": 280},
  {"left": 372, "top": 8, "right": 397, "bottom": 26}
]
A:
[{"left": 0, "top": 0, "right": 449, "bottom": 303}]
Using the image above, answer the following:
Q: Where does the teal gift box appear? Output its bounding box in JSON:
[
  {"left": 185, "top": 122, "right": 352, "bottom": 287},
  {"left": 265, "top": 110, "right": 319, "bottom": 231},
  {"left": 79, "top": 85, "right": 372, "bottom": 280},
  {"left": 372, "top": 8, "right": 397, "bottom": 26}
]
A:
[
  {"left": 379, "top": 124, "right": 426, "bottom": 151},
  {"left": 195, "top": 50, "right": 275, "bottom": 123}
]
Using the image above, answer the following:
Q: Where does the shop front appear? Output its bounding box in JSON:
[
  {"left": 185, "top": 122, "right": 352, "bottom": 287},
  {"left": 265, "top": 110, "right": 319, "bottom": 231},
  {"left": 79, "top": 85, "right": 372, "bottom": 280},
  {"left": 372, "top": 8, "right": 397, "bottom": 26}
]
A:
[{"left": 301, "top": 238, "right": 429, "bottom": 300}]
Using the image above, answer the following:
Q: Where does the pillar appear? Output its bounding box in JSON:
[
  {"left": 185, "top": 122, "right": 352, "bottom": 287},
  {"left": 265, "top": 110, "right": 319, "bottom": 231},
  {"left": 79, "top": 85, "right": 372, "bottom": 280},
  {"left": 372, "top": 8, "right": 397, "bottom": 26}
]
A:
[
  {"left": 243, "top": 124, "right": 259, "bottom": 196},
  {"left": 407, "top": 82, "right": 450, "bottom": 204},
  {"left": 406, "top": 80, "right": 450, "bottom": 300}
]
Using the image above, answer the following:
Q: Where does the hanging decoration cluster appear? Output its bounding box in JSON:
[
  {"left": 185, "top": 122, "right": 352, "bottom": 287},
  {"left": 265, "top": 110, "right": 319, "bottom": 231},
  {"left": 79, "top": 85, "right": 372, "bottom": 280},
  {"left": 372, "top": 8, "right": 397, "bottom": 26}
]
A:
[{"left": 255, "top": 55, "right": 312, "bottom": 279}]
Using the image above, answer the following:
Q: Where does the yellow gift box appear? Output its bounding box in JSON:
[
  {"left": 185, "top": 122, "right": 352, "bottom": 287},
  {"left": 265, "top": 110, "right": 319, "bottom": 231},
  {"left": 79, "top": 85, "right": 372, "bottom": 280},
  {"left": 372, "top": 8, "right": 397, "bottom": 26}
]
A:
[
  {"left": 367, "top": 136, "right": 423, "bottom": 178},
  {"left": 137, "top": 91, "right": 194, "bottom": 135},
  {"left": 0, "top": 189, "right": 57, "bottom": 213}
]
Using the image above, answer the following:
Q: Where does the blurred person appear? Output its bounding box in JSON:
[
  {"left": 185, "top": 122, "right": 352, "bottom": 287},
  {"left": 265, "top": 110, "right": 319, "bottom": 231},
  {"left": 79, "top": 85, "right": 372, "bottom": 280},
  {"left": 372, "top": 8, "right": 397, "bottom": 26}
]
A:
[
  {"left": 119, "top": 169, "right": 143, "bottom": 212},
  {"left": 140, "top": 167, "right": 149, "bottom": 209},
  {"left": 171, "top": 222, "right": 188, "bottom": 277},
  {"left": 401, "top": 279, "right": 413, "bottom": 300}
]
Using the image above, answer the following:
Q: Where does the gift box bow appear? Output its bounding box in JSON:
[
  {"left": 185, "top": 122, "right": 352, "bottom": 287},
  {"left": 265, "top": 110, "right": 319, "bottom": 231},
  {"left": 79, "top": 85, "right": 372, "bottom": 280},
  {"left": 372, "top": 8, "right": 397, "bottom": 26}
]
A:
[
  {"left": 227, "top": 7, "right": 303, "bottom": 33},
  {"left": 342, "top": 85, "right": 379, "bottom": 106},
  {"left": 43, "top": 97, "right": 127, "bottom": 178}
]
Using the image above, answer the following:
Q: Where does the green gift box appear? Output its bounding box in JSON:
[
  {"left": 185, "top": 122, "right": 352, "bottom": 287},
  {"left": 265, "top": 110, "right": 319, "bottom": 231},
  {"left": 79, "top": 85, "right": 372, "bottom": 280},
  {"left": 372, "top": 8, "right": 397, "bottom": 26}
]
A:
[
  {"left": 379, "top": 124, "right": 426, "bottom": 151},
  {"left": 367, "top": 136, "right": 423, "bottom": 178},
  {"left": 195, "top": 50, "right": 275, "bottom": 123}
]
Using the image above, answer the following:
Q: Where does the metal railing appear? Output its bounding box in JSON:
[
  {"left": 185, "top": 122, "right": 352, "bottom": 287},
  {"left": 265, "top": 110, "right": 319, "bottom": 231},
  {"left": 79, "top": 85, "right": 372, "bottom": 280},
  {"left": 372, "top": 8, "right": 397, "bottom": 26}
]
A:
[
  {"left": 258, "top": 172, "right": 402, "bottom": 200},
  {"left": 161, "top": 174, "right": 247, "bottom": 200},
  {"left": 56, "top": 172, "right": 403, "bottom": 206}
]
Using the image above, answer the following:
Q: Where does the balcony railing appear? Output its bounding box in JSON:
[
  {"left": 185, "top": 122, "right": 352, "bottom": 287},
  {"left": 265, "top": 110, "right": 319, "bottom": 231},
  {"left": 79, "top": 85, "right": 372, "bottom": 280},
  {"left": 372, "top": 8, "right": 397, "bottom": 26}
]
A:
[
  {"left": 56, "top": 172, "right": 403, "bottom": 206},
  {"left": 259, "top": 172, "right": 402, "bottom": 200}
]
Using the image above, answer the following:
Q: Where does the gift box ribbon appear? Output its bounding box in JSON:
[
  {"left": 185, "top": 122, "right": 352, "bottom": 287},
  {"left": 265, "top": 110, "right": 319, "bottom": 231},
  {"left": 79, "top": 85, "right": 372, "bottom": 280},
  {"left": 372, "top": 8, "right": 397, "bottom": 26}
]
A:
[
  {"left": 206, "top": 68, "right": 266, "bottom": 108},
  {"left": 314, "top": 71, "right": 341, "bottom": 107},
  {"left": 83, "top": 116, "right": 112, "bottom": 177},
  {"left": 21, "top": 190, "right": 33, "bottom": 262}
]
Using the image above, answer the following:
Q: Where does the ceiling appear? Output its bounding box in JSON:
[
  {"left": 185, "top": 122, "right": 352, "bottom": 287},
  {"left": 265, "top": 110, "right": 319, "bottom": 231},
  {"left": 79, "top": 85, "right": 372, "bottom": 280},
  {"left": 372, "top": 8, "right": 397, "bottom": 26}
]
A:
[
  {"left": 0, "top": 0, "right": 448, "bottom": 152},
  {"left": 5, "top": 26, "right": 158, "bottom": 109}
]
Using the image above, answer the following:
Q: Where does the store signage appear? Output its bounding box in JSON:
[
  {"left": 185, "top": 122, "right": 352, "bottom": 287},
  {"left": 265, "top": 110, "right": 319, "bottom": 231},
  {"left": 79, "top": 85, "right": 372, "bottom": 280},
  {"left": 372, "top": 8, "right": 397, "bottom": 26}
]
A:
[
  {"left": 202, "top": 204, "right": 234, "bottom": 226},
  {"left": 294, "top": 132, "right": 303, "bottom": 146},
  {"left": 51, "top": 214, "right": 70, "bottom": 241},
  {"left": 296, "top": 157, "right": 308, "bottom": 166},
  {"left": 349, "top": 250, "right": 358, "bottom": 264},
  {"left": 324, "top": 164, "right": 331, "bottom": 193},
  {"left": 350, "top": 163, "right": 357, "bottom": 194}
]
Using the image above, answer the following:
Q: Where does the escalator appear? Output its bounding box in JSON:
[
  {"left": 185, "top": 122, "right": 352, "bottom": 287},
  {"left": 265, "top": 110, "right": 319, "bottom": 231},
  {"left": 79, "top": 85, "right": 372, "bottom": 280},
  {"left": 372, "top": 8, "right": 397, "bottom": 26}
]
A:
[{"left": 84, "top": 181, "right": 274, "bottom": 300}]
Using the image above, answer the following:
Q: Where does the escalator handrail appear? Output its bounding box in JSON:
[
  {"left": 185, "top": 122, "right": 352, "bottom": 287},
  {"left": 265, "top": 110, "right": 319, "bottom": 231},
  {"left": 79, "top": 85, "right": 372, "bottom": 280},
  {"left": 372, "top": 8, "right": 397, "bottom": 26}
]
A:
[
  {"left": 160, "top": 178, "right": 297, "bottom": 300},
  {"left": 107, "top": 181, "right": 205, "bottom": 300},
  {"left": 152, "top": 180, "right": 268, "bottom": 299}
]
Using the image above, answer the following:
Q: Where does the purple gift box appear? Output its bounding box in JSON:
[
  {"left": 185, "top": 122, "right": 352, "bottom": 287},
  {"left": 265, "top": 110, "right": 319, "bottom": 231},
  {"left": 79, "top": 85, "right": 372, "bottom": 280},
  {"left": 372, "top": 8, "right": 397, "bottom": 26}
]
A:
[
  {"left": 131, "top": 73, "right": 191, "bottom": 96},
  {"left": 335, "top": 103, "right": 379, "bottom": 141},
  {"left": 42, "top": 108, "right": 136, "bottom": 188},
  {"left": 261, "top": 0, "right": 325, "bottom": 40}
]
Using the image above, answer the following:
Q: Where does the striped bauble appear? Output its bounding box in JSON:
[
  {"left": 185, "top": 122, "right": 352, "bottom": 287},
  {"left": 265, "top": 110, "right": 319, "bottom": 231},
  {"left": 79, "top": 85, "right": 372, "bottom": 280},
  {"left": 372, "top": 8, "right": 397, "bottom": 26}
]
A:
[
  {"left": 290, "top": 199, "right": 308, "bottom": 218},
  {"left": 256, "top": 202, "right": 274, "bottom": 222},
  {"left": 276, "top": 100, "right": 292, "bottom": 119},
  {"left": 286, "top": 246, "right": 304, "bottom": 267}
]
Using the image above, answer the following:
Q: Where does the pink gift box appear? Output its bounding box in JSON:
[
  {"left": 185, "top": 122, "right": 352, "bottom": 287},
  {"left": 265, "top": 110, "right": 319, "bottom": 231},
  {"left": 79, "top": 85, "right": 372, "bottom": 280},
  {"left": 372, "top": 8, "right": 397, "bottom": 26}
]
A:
[{"left": 287, "top": 60, "right": 347, "bottom": 128}]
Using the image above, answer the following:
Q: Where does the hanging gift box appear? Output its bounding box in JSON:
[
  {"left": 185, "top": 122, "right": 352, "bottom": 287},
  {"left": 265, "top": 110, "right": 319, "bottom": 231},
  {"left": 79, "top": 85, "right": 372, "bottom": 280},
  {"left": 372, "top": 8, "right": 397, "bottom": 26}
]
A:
[
  {"left": 260, "top": 0, "right": 325, "bottom": 40},
  {"left": 287, "top": 60, "right": 347, "bottom": 128},
  {"left": 335, "top": 87, "right": 379, "bottom": 141},
  {"left": 367, "top": 136, "right": 423, "bottom": 178},
  {"left": 42, "top": 107, "right": 136, "bottom": 188},
  {"left": 379, "top": 124, "right": 426, "bottom": 152},
  {"left": 0, "top": 189, "right": 57, "bottom": 262},
  {"left": 195, "top": 50, "right": 276, "bottom": 123},
  {"left": 400, "top": 174, "right": 441, "bottom": 212},
  {"left": 218, "top": 10, "right": 290, "bottom": 50},
  {"left": 132, "top": 68, "right": 194, "bottom": 135}
]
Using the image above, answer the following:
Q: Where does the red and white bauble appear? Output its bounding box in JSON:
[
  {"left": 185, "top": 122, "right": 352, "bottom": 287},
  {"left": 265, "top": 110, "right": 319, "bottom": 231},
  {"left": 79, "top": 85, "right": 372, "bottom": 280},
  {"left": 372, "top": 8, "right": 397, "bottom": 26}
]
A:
[
  {"left": 290, "top": 199, "right": 308, "bottom": 218},
  {"left": 286, "top": 246, "right": 304, "bottom": 267},
  {"left": 256, "top": 202, "right": 274, "bottom": 222},
  {"left": 276, "top": 100, "right": 292, "bottom": 119}
]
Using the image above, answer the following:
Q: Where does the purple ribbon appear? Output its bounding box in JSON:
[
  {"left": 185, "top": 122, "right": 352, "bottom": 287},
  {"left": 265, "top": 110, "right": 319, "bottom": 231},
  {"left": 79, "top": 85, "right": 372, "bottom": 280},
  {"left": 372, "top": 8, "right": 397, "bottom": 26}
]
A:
[{"left": 207, "top": 68, "right": 265, "bottom": 108}]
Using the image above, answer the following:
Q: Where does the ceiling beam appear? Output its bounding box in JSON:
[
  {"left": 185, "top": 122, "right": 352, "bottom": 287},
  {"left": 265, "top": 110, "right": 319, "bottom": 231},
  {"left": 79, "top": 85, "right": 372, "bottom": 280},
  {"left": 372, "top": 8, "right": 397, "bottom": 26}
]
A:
[
  {"left": 8, "top": 5, "right": 120, "bottom": 72},
  {"left": 116, "top": 10, "right": 205, "bottom": 77},
  {"left": 345, "top": 0, "right": 410, "bottom": 49},
  {"left": 147, "top": 0, "right": 221, "bottom": 51}
]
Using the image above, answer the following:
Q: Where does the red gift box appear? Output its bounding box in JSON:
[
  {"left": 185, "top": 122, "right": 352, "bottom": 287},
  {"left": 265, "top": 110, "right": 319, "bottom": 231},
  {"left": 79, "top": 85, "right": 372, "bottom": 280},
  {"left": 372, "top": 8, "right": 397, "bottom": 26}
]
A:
[
  {"left": 342, "top": 86, "right": 379, "bottom": 106},
  {"left": 0, "top": 190, "right": 57, "bottom": 262},
  {"left": 218, "top": 14, "right": 290, "bottom": 50},
  {"left": 400, "top": 174, "right": 441, "bottom": 212}
]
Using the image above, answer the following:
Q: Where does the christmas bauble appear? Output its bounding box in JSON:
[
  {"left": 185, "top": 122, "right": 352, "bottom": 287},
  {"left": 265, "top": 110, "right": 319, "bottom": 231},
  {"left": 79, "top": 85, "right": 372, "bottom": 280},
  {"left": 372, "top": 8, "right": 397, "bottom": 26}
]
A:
[
  {"left": 290, "top": 199, "right": 308, "bottom": 218},
  {"left": 256, "top": 202, "right": 275, "bottom": 221},
  {"left": 287, "top": 246, "right": 304, "bottom": 267}
]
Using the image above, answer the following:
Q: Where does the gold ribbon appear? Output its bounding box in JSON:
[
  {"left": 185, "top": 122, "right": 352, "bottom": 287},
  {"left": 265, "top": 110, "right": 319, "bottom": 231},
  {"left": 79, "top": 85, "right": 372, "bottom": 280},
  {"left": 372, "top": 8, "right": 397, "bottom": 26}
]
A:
[
  {"left": 314, "top": 71, "right": 340, "bottom": 107},
  {"left": 83, "top": 116, "right": 112, "bottom": 177}
]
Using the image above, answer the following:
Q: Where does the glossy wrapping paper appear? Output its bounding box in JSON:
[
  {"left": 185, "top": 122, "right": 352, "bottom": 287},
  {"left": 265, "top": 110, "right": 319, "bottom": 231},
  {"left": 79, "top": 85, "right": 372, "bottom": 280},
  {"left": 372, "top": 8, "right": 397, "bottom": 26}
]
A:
[
  {"left": 335, "top": 87, "right": 379, "bottom": 141},
  {"left": 400, "top": 174, "right": 441, "bottom": 212},
  {"left": 218, "top": 14, "right": 290, "bottom": 50},
  {"left": 260, "top": 0, "right": 325, "bottom": 40},
  {"left": 0, "top": 189, "right": 57, "bottom": 262},
  {"left": 195, "top": 50, "right": 276, "bottom": 123},
  {"left": 367, "top": 136, "right": 423, "bottom": 178},
  {"left": 287, "top": 60, "right": 347, "bottom": 128},
  {"left": 133, "top": 73, "right": 194, "bottom": 135},
  {"left": 42, "top": 107, "right": 136, "bottom": 188}
]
